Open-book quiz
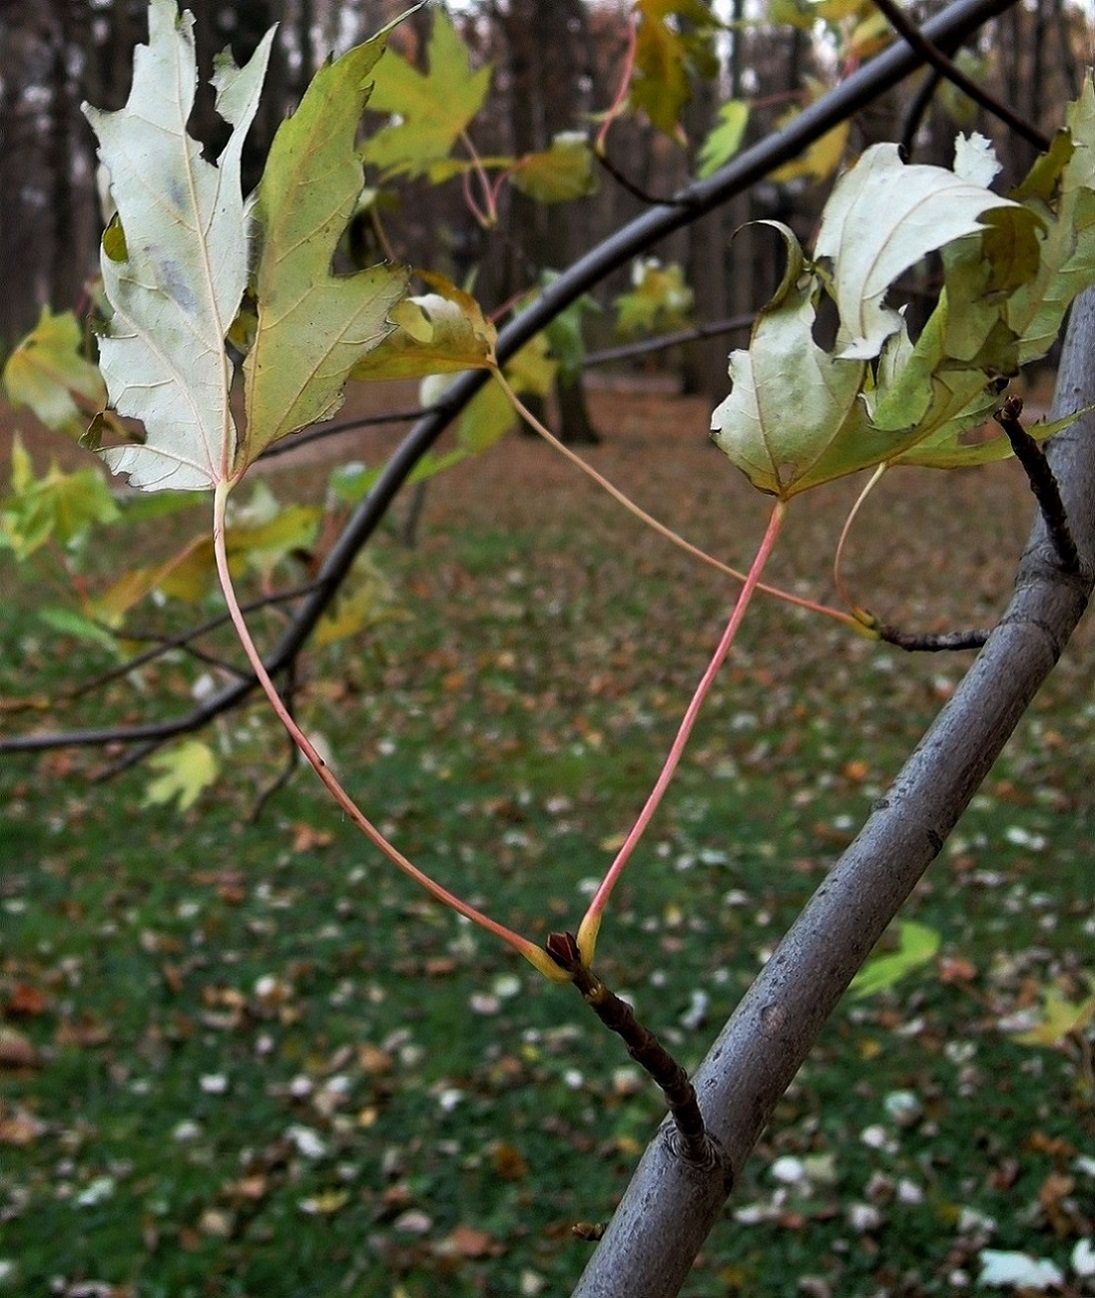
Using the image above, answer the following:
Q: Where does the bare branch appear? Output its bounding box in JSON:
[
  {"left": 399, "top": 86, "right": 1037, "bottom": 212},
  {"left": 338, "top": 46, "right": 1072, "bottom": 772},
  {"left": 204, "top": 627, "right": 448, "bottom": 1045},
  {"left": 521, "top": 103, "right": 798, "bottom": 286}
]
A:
[{"left": 873, "top": 0, "right": 1050, "bottom": 151}]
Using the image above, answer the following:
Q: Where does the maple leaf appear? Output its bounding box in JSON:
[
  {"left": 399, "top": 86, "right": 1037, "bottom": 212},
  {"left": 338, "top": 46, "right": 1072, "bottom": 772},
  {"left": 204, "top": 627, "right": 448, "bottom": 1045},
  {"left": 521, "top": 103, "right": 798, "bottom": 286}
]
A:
[
  {"left": 360, "top": 6, "right": 491, "bottom": 179},
  {"left": 848, "top": 921, "right": 940, "bottom": 999},
  {"left": 696, "top": 100, "right": 750, "bottom": 179},
  {"left": 143, "top": 739, "right": 219, "bottom": 812},
  {"left": 814, "top": 143, "right": 1023, "bottom": 359},
  {"left": 510, "top": 133, "right": 598, "bottom": 203},
  {"left": 1, "top": 435, "right": 119, "bottom": 559},
  {"left": 631, "top": 0, "right": 720, "bottom": 137},
  {"left": 82, "top": 0, "right": 274, "bottom": 490},
  {"left": 2, "top": 307, "right": 106, "bottom": 436},
  {"left": 242, "top": 30, "right": 411, "bottom": 465}
]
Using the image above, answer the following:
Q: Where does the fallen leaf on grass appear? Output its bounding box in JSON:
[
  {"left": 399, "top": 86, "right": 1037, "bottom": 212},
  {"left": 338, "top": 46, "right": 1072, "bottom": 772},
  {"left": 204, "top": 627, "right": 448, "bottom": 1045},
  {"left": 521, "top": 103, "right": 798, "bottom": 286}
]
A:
[
  {"left": 5, "top": 982, "right": 49, "bottom": 1016},
  {"left": 435, "top": 1224, "right": 503, "bottom": 1259},
  {"left": 0, "top": 1026, "right": 38, "bottom": 1069},
  {"left": 0, "top": 1106, "right": 47, "bottom": 1145},
  {"left": 55, "top": 1015, "right": 112, "bottom": 1047}
]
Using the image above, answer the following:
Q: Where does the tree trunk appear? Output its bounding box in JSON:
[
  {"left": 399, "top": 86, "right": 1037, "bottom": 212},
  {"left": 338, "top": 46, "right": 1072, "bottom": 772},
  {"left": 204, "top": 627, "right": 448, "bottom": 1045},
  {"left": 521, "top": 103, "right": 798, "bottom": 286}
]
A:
[{"left": 569, "top": 288, "right": 1095, "bottom": 1297}]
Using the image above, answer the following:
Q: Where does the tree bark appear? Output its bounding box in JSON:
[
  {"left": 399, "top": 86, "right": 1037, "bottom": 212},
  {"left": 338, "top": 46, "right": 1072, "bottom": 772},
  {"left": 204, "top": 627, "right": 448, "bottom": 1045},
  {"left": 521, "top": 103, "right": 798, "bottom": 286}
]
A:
[{"left": 569, "top": 288, "right": 1095, "bottom": 1297}]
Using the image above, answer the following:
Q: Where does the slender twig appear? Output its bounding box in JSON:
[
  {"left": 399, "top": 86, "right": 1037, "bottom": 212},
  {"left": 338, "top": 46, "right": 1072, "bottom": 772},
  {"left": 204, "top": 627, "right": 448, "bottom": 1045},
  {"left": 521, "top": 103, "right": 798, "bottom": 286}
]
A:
[
  {"left": 544, "top": 932, "right": 716, "bottom": 1167},
  {"left": 595, "top": 150, "right": 694, "bottom": 209},
  {"left": 994, "top": 394, "right": 1082, "bottom": 574},
  {"left": 495, "top": 373, "right": 860, "bottom": 630},
  {"left": 834, "top": 467, "right": 992, "bottom": 654},
  {"left": 876, "top": 624, "right": 991, "bottom": 651},
  {"left": 577, "top": 500, "right": 787, "bottom": 959},
  {"left": 211, "top": 481, "right": 567, "bottom": 983},
  {"left": 872, "top": 0, "right": 1050, "bottom": 150},
  {"left": 59, "top": 580, "right": 325, "bottom": 704}
]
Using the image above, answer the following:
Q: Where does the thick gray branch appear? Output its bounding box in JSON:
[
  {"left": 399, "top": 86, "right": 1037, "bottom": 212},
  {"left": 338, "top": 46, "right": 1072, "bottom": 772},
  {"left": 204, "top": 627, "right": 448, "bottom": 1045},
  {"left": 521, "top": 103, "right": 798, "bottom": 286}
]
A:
[{"left": 569, "top": 293, "right": 1095, "bottom": 1298}]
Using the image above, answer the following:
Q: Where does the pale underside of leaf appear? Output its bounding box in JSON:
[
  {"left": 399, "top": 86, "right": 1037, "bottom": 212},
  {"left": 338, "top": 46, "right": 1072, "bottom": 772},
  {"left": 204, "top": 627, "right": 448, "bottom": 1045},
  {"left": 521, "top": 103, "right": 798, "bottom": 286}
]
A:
[
  {"left": 815, "top": 143, "right": 1021, "bottom": 360},
  {"left": 83, "top": 0, "right": 273, "bottom": 491}
]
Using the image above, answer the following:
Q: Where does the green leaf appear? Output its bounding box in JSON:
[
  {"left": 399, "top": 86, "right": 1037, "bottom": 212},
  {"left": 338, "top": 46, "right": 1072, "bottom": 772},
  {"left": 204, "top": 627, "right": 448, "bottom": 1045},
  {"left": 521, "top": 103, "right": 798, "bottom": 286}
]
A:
[
  {"left": 814, "top": 143, "right": 1023, "bottom": 359},
  {"left": 82, "top": 0, "right": 275, "bottom": 491},
  {"left": 848, "top": 921, "right": 940, "bottom": 999},
  {"left": 2, "top": 307, "right": 105, "bottom": 435},
  {"left": 361, "top": 6, "right": 491, "bottom": 178},
  {"left": 696, "top": 100, "right": 750, "bottom": 179},
  {"left": 1, "top": 436, "right": 120, "bottom": 559},
  {"left": 143, "top": 739, "right": 219, "bottom": 812},
  {"left": 36, "top": 606, "right": 120, "bottom": 654},
  {"left": 510, "top": 133, "right": 598, "bottom": 203},
  {"left": 242, "top": 30, "right": 411, "bottom": 466},
  {"left": 1004, "top": 78, "right": 1095, "bottom": 362},
  {"left": 711, "top": 277, "right": 868, "bottom": 498}
]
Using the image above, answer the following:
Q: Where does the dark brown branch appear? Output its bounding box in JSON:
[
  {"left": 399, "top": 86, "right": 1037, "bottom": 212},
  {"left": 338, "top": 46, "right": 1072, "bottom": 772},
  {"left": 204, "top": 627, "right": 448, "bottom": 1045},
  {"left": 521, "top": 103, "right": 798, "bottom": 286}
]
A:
[
  {"left": 545, "top": 932, "right": 716, "bottom": 1168},
  {"left": 595, "top": 149, "right": 695, "bottom": 209},
  {"left": 876, "top": 624, "right": 990, "bottom": 652},
  {"left": 994, "top": 394, "right": 1082, "bottom": 574},
  {"left": 872, "top": 0, "right": 1050, "bottom": 151}
]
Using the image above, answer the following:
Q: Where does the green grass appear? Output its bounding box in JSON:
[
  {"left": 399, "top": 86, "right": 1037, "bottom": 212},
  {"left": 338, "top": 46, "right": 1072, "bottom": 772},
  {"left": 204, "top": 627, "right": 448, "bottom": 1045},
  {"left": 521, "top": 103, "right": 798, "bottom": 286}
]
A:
[{"left": 2, "top": 407, "right": 1094, "bottom": 1296}]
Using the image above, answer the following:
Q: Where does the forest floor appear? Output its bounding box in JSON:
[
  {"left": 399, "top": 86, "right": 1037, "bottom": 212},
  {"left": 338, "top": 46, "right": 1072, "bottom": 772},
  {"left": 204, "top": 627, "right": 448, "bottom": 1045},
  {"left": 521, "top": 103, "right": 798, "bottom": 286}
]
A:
[{"left": 1, "top": 378, "right": 1093, "bottom": 1298}]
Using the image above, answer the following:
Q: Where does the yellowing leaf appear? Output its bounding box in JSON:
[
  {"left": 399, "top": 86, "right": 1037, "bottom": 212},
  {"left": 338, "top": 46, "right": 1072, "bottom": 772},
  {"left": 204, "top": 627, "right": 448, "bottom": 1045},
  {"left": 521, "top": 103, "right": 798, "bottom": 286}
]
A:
[
  {"left": 314, "top": 557, "right": 405, "bottom": 648},
  {"left": 511, "top": 133, "right": 598, "bottom": 203},
  {"left": 143, "top": 739, "right": 219, "bottom": 812},
  {"left": 770, "top": 112, "right": 849, "bottom": 186},
  {"left": 350, "top": 274, "right": 496, "bottom": 382},
  {"left": 1013, "top": 987, "right": 1095, "bottom": 1047},
  {"left": 361, "top": 7, "right": 491, "bottom": 178},
  {"left": 82, "top": 0, "right": 275, "bottom": 491},
  {"left": 614, "top": 259, "right": 694, "bottom": 336},
  {"left": 631, "top": 0, "right": 719, "bottom": 137},
  {"left": 242, "top": 30, "right": 411, "bottom": 465},
  {"left": 2, "top": 307, "right": 105, "bottom": 435}
]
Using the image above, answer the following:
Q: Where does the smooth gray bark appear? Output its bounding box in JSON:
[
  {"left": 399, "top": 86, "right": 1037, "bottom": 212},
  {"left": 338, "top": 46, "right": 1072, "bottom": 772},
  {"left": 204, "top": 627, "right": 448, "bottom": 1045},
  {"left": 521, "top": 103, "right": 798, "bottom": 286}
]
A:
[{"left": 569, "top": 292, "right": 1095, "bottom": 1298}]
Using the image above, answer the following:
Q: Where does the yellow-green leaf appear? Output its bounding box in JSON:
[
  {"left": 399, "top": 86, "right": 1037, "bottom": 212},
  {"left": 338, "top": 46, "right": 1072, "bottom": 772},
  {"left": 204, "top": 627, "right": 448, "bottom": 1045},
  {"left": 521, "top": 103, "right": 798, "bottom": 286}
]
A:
[
  {"left": 349, "top": 274, "right": 496, "bottom": 382},
  {"left": 1, "top": 436, "right": 119, "bottom": 559},
  {"left": 143, "top": 740, "right": 219, "bottom": 812},
  {"left": 361, "top": 7, "right": 491, "bottom": 178},
  {"left": 1013, "top": 988, "right": 1095, "bottom": 1047},
  {"left": 242, "top": 31, "right": 411, "bottom": 467},
  {"left": 2, "top": 307, "right": 105, "bottom": 435},
  {"left": 849, "top": 921, "right": 940, "bottom": 999},
  {"left": 697, "top": 100, "right": 750, "bottom": 179},
  {"left": 510, "top": 133, "right": 598, "bottom": 203}
]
